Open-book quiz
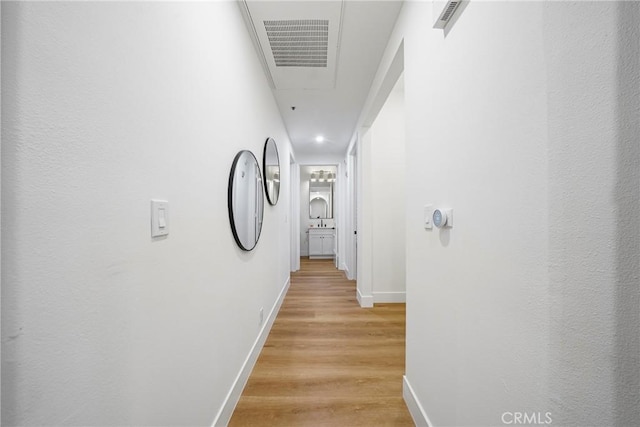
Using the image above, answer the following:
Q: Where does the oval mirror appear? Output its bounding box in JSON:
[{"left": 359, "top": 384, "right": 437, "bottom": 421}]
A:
[
  {"left": 263, "top": 137, "right": 280, "bottom": 205},
  {"left": 228, "top": 150, "right": 264, "bottom": 251}
]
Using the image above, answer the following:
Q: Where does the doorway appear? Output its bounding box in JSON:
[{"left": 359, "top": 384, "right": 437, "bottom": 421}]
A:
[
  {"left": 354, "top": 41, "right": 405, "bottom": 307},
  {"left": 299, "top": 165, "right": 337, "bottom": 262}
]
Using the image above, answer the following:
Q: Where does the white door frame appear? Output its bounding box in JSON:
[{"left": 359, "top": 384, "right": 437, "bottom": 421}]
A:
[
  {"left": 1, "top": 3, "right": 4, "bottom": 412},
  {"left": 290, "top": 154, "right": 300, "bottom": 272},
  {"left": 346, "top": 143, "right": 357, "bottom": 281},
  {"left": 354, "top": 40, "right": 405, "bottom": 307},
  {"left": 299, "top": 162, "right": 340, "bottom": 262}
]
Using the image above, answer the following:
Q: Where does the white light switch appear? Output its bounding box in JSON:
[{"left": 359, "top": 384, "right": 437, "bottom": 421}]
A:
[
  {"left": 151, "top": 200, "right": 169, "bottom": 237},
  {"left": 424, "top": 205, "right": 433, "bottom": 230},
  {"left": 158, "top": 209, "right": 166, "bottom": 228}
]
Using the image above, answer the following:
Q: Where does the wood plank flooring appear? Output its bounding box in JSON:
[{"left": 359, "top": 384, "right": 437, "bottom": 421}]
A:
[{"left": 229, "top": 258, "right": 413, "bottom": 426}]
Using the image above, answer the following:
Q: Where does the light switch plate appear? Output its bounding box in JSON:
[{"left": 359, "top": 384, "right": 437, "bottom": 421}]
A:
[
  {"left": 424, "top": 205, "right": 433, "bottom": 230},
  {"left": 151, "top": 200, "right": 169, "bottom": 237}
]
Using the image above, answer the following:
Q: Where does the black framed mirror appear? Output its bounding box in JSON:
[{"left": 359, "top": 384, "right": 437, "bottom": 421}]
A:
[
  {"left": 263, "top": 137, "right": 280, "bottom": 206},
  {"left": 308, "top": 167, "right": 335, "bottom": 219},
  {"left": 228, "top": 150, "right": 264, "bottom": 251}
]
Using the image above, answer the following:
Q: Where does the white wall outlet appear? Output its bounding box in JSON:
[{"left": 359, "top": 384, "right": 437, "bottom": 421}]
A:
[
  {"left": 151, "top": 200, "right": 169, "bottom": 237},
  {"left": 259, "top": 307, "right": 264, "bottom": 326},
  {"left": 424, "top": 205, "right": 434, "bottom": 229}
]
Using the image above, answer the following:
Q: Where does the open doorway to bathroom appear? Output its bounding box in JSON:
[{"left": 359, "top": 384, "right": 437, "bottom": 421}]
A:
[{"left": 300, "top": 165, "right": 338, "bottom": 264}]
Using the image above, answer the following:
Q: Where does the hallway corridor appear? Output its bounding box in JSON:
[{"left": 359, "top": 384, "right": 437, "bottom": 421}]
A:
[{"left": 229, "top": 259, "right": 413, "bottom": 426}]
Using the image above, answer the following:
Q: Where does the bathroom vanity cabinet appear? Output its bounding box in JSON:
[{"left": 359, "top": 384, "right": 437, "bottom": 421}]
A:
[{"left": 308, "top": 228, "right": 335, "bottom": 259}]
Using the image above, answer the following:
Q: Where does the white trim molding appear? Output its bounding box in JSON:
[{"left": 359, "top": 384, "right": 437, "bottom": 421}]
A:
[
  {"left": 341, "top": 263, "right": 349, "bottom": 279},
  {"left": 290, "top": 160, "right": 300, "bottom": 272},
  {"left": 356, "top": 288, "right": 373, "bottom": 308},
  {"left": 212, "top": 277, "right": 290, "bottom": 426},
  {"left": 373, "top": 291, "right": 406, "bottom": 303},
  {"left": 403, "top": 375, "right": 434, "bottom": 427}
]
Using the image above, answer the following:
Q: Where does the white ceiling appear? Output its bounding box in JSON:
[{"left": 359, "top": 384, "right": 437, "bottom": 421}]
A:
[{"left": 241, "top": 0, "right": 403, "bottom": 160}]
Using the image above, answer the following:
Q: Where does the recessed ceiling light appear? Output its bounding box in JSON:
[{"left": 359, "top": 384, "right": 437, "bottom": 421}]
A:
[{"left": 315, "top": 136, "right": 324, "bottom": 143}]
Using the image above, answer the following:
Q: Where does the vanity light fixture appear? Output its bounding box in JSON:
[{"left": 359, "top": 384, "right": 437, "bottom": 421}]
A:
[{"left": 310, "top": 170, "right": 337, "bottom": 183}]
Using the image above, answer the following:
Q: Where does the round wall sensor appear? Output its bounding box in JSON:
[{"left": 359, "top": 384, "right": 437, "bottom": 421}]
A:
[{"left": 433, "top": 208, "right": 448, "bottom": 228}]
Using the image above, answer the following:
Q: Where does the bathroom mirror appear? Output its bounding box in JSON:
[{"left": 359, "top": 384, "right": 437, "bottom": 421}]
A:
[
  {"left": 228, "top": 150, "right": 264, "bottom": 251},
  {"left": 262, "top": 137, "right": 280, "bottom": 205},
  {"left": 309, "top": 169, "right": 335, "bottom": 219}
]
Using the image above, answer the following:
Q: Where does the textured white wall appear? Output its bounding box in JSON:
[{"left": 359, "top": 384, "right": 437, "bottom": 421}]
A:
[
  {"left": 367, "top": 1, "right": 639, "bottom": 426},
  {"left": 1, "top": 2, "right": 291, "bottom": 425},
  {"left": 544, "top": 3, "right": 639, "bottom": 425},
  {"left": 368, "top": 80, "right": 405, "bottom": 302}
]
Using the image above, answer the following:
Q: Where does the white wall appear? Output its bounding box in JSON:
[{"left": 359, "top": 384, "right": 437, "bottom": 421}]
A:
[
  {"left": 544, "top": 3, "right": 639, "bottom": 425},
  {"left": 1, "top": 2, "right": 292, "bottom": 425},
  {"left": 365, "top": 1, "right": 639, "bottom": 426},
  {"left": 341, "top": 152, "right": 357, "bottom": 280},
  {"left": 368, "top": 78, "right": 405, "bottom": 303},
  {"left": 0, "top": 4, "right": 3, "bottom": 416},
  {"left": 356, "top": 130, "right": 373, "bottom": 306}
]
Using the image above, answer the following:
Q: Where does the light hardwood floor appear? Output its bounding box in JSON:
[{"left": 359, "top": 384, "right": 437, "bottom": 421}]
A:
[{"left": 229, "top": 258, "right": 413, "bottom": 426}]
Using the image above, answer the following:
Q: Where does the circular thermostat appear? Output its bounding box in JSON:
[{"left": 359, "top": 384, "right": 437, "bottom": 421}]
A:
[{"left": 433, "top": 209, "right": 448, "bottom": 228}]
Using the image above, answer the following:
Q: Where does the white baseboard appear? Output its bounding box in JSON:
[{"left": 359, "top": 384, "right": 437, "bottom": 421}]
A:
[
  {"left": 356, "top": 288, "right": 373, "bottom": 308},
  {"left": 212, "top": 276, "right": 290, "bottom": 426},
  {"left": 342, "top": 264, "right": 354, "bottom": 281},
  {"left": 373, "top": 291, "right": 406, "bottom": 303},
  {"left": 403, "top": 375, "right": 434, "bottom": 427}
]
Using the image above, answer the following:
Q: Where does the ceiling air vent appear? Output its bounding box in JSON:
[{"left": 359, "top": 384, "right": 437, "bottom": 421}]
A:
[
  {"left": 264, "top": 19, "right": 329, "bottom": 67},
  {"left": 433, "top": 1, "right": 461, "bottom": 29}
]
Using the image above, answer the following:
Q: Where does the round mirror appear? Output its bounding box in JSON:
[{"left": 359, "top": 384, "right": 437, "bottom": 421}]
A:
[
  {"left": 228, "top": 150, "right": 264, "bottom": 251},
  {"left": 262, "top": 137, "right": 280, "bottom": 206}
]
